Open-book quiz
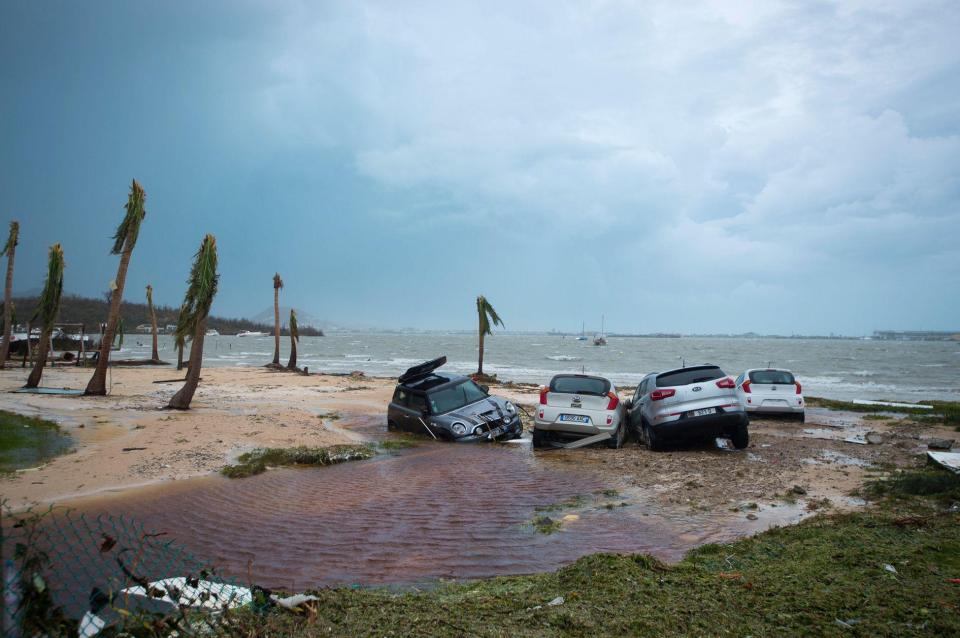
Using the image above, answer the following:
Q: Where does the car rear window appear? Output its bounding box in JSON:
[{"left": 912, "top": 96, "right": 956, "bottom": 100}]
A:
[
  {"left": 749, "top": 370, "right": 795, "bottom": 385},
  {"left": 549, "top": 375, "right": 610, "bottom": 396},
  {"left": 656, "top": 366, "right": 725, "bottom": 387}
]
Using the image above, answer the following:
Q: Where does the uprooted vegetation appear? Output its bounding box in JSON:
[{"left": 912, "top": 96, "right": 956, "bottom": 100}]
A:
[
  {"left": 222, "top": 465, "right": 960, "bottom": 636},
  {"left": 221, "top": 445, "right": 375, "bottom": 478}
]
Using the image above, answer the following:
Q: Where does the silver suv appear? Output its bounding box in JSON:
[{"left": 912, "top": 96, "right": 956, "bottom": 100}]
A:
[{"left": 627, "top": 365, "right": 748, "bottom": 450}]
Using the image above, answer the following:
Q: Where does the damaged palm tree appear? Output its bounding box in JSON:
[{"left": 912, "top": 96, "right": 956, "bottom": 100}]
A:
[
  {"left": 25, "top": 244, "right": 65, "bottom": 388},
  {"left": 168, "top": 234, "right": 218, "bottom": 410},
  {"left": 268, "top": 272, "right": 283, "bottom": 368},
  {"left": 287, "top": 308, "right": 299, "bottom": 370},
  {"left": 476, "top": 295, "right": 504, "bottom": 377},
  {"left": 0, "top": 220, "right": 19, "bottom": 367},
  {"left": 146, "top": 284, "right": 161, "bottom": 363},
  {"left": 86, "top": 180, "right": 147, "bottom": 395}
]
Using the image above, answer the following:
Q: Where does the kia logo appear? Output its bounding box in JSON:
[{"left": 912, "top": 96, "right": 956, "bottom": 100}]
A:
[{"left": 692, "top": 386, "right": 702, "bottom": 392}]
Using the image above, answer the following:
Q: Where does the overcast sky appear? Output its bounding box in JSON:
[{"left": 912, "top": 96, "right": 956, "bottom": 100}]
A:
[{"left": 1, "top": 1, "right": 958, "bottom": 335}]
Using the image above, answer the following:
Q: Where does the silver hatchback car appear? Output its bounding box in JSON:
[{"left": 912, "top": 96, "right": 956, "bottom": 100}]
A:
[
  {"left": 533, "top": 374, "right": 627, "bottom": 448},
  {"left": 627, "top": 364, "right": 749, "bottom": 450}
]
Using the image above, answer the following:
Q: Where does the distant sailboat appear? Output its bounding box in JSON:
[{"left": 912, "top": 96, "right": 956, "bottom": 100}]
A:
[
  {"left": 575, "top": 321, "right": 588, "bottom": 341},
  {"left": 593, "top": 315, "right": 607, "bottom": 346}
]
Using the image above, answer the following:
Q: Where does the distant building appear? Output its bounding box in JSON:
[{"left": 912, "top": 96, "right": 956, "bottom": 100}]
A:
[{"left": 873, "top": 330, "right": 959, "bottom": 341}]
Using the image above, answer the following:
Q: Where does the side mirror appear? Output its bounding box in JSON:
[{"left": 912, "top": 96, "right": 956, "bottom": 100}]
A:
[{"left": 479, "top": 384, "right": 489, "bottom": 394}]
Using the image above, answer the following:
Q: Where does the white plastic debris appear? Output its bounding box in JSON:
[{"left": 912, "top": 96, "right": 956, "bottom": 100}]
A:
[
  {"left": 927, "top": 451, "right": 960, "bottom": 473},
  {"left": 121, "top": 577, "right": 252, "bottom": 610},
  {"left": 883, "top": 564, "right": 898, "bottom": 575},
  {"left": 271, "top": 593, "right": 320, "bottom": 610},
  {"left": 548, "top": 596, "right": 564, "bottom": 606},
  {"left": 78, "top": 611, "right": 106, "bottom": 637}
]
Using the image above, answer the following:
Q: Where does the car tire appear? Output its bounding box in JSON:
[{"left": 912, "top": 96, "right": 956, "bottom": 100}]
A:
[
  {"left": 387, "top": 420, "right": 398, "bottom": 432},
  {"left": 607, "top": 423, "right": 625, "bottom": 449},
  {"left": 532, "top": 428, "right": 547, "bottom": 449},
  {"left": 797, "top": 412, "right": 806, "bottom": 423},
  {"left": 731, "top": 424, "right": 749, "bottom": 450},
  {"left": 644, "top": 423, "right": 662, "bottom": 452}
]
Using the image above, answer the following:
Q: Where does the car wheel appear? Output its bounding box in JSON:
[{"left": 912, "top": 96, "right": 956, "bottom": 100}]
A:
[
  {"left": 644, "top": 423, "right": 662, "bottom": 452},
  {"left": 532, "top": 428, "right": 547, "bottom": 449},
  {"left": 607, "top": 424, "right": 625, "bottom": 449},
  {"left": 387, "top": 420, "right": 398, "bottom": 432},
  {"left": 797, "top": 412, "right": 806, "bottom": 423},
  {"left": 731, "top": 424, "right": 749, "bottom": 450}
]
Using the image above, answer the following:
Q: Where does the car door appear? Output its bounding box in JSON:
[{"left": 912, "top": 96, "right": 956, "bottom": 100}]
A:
[
  {"left": 406, "top": 392, "right": 430, "bottom": 436},
  {"left": 630, "top": 377, "right": 649, "bottom": 429}
]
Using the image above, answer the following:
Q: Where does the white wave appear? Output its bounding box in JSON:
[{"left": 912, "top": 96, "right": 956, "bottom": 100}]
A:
[{"left": 546, "top": 355, "right": 582, "bottom": 361}]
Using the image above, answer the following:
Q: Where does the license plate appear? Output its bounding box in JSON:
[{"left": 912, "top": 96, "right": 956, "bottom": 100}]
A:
[
  {"left": 692, "top": 408, "right": 715, "bottom": 417},
  {"left": 559, "top": 414, "right": 591, "bottom": 424}
]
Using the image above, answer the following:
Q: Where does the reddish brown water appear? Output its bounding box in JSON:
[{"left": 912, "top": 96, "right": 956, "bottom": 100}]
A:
[{"left": 57, "top": 418, "right": 805, "bottom": 591}]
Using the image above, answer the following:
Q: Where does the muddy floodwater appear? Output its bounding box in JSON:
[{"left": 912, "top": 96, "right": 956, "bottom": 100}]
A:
[{"left": 55, "top": 417, "right": 811, "bottom": 591}]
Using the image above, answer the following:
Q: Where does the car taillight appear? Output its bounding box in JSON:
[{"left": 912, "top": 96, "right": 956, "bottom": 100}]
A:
[
  {"left": 795, "top": 381, "right": 802, "bottom": 395},
  {"left": 606, "top": 392, "right": 619, "bottom": 410},
  {"left": 539, "top": 388, "right": 548, "bottom": 405},
  {"left": 742, "top": 380, "right": 751, "bottom": 393},
  {"left": 651, "top": 388, "right": 676, "bottom": 401},
  {"left": 716, "top": 377, "right": 735, "bottom": 389}
]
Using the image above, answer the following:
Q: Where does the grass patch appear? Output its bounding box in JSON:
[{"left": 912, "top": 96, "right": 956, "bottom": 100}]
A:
[
  {"left": 222, "top": 466, "right": 960, "bottom": 636},
  {"left": 0, "top": 411, "right": 72, "bottom": 472},
  {"left": 863, "top": 413, "right": 891, "bottom": 421},
  {"left": 221, "top": 444, "right": 374, "bottom": 478},
  {"left": 530, "top": 515, "right": 562, "bottom": 534},
  {"left": 865, "top": 467, "right": 960, "bottom": 506},
  {"left": 315, "top": 412, "right": 341, "bottom": 421},
  {"left": 377, "top": 438, "right": 421, "bottom": 451},
  {"left": 535, "top": 494, "right": 587, "bottom": 513}
]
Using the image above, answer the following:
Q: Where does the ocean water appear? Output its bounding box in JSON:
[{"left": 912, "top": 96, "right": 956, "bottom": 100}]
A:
[{"left": 118, "top": 332, "right": 960, "bottom": 403}]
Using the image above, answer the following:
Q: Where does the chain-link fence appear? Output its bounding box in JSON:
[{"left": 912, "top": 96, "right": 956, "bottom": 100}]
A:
[{"left": 2, "top": 505, "right": 267, "bottom": 637}]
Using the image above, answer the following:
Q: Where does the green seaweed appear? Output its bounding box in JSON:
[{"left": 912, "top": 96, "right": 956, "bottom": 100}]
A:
[{"left": 0, "top": 411, "right": 72, "bottom": 472}]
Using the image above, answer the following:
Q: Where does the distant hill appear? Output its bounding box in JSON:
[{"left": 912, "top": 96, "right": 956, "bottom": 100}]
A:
[{"left": 9, "top": 294, "right": 324, "bottom": 336}]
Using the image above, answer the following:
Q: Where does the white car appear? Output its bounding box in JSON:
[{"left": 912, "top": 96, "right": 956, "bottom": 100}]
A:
[
  {"left": 735, "top": 368, "right": 805, "bottom": 421},
  {"left": 533, "top": 374, "right": 626, "bottom": 448},
  {"left": 628, "top": 365, "right": 749, "bottom": 450}
]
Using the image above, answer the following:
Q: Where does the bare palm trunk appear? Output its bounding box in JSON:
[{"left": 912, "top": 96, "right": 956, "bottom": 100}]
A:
[
  {"left": 24, "top": 327, "right": 52, "bottom": 388},
  {"left": 168, "top": 320, "right": 206, "bottom": 409},
  {"left": 477, "top": 331, "right": 485, "bottom": 375},
  {"left": 148, "top": 299, "right": 159, "bottom": 362},
  {"left": 0, "top": 240, "right": 16, "bottom": 367},
  {"left": 177, "top": 342, "right": 184, "bottom": 370},
  {"left": 85, "top": 247, "right": 133, "bottom": 395},
  {"left": 272, "top": 287, "right": 281, "bottom": 366},
  {"left": 287, "top": 336, "right": 297, "bottom": 370}
]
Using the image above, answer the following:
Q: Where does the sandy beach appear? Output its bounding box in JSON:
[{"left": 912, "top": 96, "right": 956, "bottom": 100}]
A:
[{"left": 1, "top": 364, "right": 954, "bottom": 515}]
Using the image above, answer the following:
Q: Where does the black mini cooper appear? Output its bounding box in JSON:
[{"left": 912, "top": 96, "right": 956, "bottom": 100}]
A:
[{"left": 387, "top": 357, "right": 522, "bottom": 441}]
